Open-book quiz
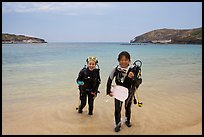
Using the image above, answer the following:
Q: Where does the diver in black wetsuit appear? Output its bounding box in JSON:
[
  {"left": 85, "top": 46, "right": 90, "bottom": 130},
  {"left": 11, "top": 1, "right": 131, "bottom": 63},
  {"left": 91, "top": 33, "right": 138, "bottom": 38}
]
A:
[
  {"left": 106, "top": 51, "right": 136, "bottom": 132},
  {"left": 76, "top": 57, "right": 101, "bottom": 115}
]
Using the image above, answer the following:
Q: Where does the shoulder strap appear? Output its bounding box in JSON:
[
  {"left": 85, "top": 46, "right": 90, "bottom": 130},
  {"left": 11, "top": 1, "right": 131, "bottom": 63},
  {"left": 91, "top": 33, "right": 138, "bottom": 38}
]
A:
[
  {"left": 82, "top": 65, "right": 87, "bottom": 69},
  {"left": 113, "top": 65, "right": 119, "bottom": 76}
]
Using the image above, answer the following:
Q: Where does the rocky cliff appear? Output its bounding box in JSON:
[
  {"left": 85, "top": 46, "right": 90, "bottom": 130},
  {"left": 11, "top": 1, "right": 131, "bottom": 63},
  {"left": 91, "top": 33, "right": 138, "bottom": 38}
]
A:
[
  {"left": 2, "top": 33, "right": 47, "bottom": 44},
  {"left": 131, "top": 27, "right": 202, "bottom": 44}
]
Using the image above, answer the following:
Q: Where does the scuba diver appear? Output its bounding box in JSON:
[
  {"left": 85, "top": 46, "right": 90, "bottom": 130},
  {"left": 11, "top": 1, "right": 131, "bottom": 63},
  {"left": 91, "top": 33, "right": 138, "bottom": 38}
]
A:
[
  {"left": 106, "top": 51, "right": 142, "bottom": 132},
  {"left": 76, "top": 56, "right": 101, "bottom": 115}
]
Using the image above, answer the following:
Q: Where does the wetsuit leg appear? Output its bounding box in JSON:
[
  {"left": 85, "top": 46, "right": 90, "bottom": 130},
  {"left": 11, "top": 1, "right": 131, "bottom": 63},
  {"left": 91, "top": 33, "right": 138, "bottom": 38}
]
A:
[
  {"left": 78, "top": 91, "right": 87, "bottom": 112},
  {"left": 88, "top": 93, "right": 94, "bottom": 115},
  {"left": 115, "top": 98, "right": 123, "bottom": 125},
  {"left": 125, "top": 97, "right": 132, "bottom": 123}
]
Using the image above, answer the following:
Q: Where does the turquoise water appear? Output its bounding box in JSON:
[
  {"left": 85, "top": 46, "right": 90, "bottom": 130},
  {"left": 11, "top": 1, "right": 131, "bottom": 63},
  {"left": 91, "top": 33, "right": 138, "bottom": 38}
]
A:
[{"left": 2, "top": 42, "right": 202, "bottom": 101}]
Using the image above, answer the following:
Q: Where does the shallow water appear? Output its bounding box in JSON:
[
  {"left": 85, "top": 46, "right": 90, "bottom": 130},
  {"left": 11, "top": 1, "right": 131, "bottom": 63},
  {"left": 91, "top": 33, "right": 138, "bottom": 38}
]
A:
[{"left": 2, "top": 43, "right": 202, "bottom": 135}]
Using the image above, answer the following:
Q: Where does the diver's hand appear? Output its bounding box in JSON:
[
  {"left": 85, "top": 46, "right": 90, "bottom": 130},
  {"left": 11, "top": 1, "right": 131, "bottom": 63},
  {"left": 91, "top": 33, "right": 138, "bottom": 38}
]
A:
[
  {"left": 108, "top": 92, "right": 114, "bottom": 97},
  {"left": 128, "top": 72, "right": 134, "bottom": 78},
  {"left": 91, "top": 92, "right": 97, "bottom": 99}
]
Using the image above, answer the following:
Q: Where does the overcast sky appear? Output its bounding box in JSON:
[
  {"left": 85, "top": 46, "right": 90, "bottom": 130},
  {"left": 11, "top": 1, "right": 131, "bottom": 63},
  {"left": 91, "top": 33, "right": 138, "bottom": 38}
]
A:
[{"left": 2, "top": 2, "right": 202, "bottom": 42}]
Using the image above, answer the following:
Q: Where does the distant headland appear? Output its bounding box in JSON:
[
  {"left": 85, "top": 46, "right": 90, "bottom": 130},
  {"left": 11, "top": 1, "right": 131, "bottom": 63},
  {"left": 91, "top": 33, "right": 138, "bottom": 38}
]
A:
[
  {"left": 2, "top": 33, "right": 47, "bottom": 44},
  {"left": 130, "top": 27, "right": 202, "bottom": 44}
]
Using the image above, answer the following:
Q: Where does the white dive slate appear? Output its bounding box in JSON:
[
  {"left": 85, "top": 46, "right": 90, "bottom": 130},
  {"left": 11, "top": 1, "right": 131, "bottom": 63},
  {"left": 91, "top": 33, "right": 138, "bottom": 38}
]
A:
[{"left": 111, "top": 85, "right": 128, "bottom": 101}]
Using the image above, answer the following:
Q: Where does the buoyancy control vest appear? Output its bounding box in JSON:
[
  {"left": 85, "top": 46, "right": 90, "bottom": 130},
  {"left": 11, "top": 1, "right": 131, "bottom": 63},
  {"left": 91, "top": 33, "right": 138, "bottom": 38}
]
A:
[
  {"left": 113, "top": 65, "right": 133, "bottom": 89},
  {"left": 77, "top": 65, "right": 101, "bottom": 93}
]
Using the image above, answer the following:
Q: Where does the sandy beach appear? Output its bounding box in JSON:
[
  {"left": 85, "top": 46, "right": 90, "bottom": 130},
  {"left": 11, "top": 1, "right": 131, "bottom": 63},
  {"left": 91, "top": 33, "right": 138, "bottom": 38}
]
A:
[{"left": 2, "top": 82, "right": 202, "bottom": 135}]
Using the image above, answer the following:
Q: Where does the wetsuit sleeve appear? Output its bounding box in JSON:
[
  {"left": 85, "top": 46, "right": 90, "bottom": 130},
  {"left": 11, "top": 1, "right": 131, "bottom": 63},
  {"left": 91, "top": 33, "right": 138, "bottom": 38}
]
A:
[
  {"left": 106, "top": 67, "right": 116, "bottom": 95},
  {"left": 76, "top": 69, "right": 84, "bottom": 83},
  {"left": 92, "top": 70, "right": 101, "bottom": 93}
]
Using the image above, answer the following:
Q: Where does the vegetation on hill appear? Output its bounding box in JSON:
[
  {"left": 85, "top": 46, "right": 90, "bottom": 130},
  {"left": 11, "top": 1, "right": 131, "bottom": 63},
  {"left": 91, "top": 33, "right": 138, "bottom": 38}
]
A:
[
  {"left": 131, "top": 27, "right": 202, "bottom": 44},
  {"left": 2, "top": 33, "right": 47, "bottom": 44}
]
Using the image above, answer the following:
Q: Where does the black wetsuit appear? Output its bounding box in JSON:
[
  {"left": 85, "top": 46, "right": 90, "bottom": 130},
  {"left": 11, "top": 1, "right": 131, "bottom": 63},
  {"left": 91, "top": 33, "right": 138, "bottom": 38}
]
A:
[
  {"left": 106, "top": 65, "right": 136, "bottom": 125},
  {"left": 76, "top": 67, "right": 101, "bottom": 114}
]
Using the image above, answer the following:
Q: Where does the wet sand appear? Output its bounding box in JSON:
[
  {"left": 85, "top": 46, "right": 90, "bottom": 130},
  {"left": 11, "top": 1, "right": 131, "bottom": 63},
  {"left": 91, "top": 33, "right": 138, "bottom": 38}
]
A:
[{"left": 2, "top": 84, "right": 202, "bottom": 135}]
